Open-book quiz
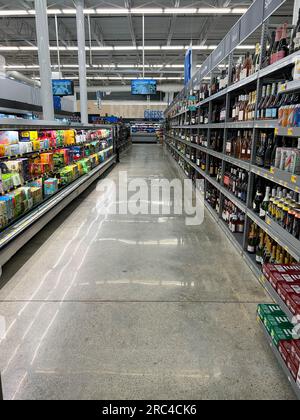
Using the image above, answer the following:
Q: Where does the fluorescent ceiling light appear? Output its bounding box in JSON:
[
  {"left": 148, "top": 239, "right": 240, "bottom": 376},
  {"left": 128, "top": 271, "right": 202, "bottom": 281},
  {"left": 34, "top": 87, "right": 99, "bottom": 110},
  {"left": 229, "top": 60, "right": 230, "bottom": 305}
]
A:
[
  {"left": 118, "top": 64, "right": 136, "bottom": 68},
  {"left": 114, "top": 46, "right": 137, "bottom": 51},
  {"left": 236, "top": 45, "right": 255, "bottom": 49},
  {"left": 0, "top": 46, "right": 19, "bottom": 51},
  {"left": 49, "top": 46, "right": 66, "bottom": 51},
  {"left": 161, "top": 46, "right": 184, "bottom": 50},
  {"left": 198, "top": 8, "right": 231, "bottom": 14},
  {"left": 0, "top": 10, "right": 29, "bottom": 16},
  {"left": 130, "top": 8, "right": 163, "bottom": 14},
  {"left": 0, "top": 7, "right": 248, "bottom": 17},
  {"left": 96, "top": 8, "right": 129, "bottom": 14},
  {"left": 165, "top": 8, "right": 196, "bottom": 14},
  {"left": 191, "top": 46, "right": 208, "bottom": 50},
  {"left": 137, "top": 46, "right": 161, "bottom": 50},
  {"left": 46, "top": 9, "right": 62, "bottom": 15},
  {"left": 231, "top": 8, "right": 248, "bottom": 14},
  {"left": 19, "top": 46, "right": 38, "bottom": 51},
  {"left": 61, "top": 9, "right": 76, "bottom": 14},
  {"left": 91, "top": 46, "right": 113, "bottom": 51}
]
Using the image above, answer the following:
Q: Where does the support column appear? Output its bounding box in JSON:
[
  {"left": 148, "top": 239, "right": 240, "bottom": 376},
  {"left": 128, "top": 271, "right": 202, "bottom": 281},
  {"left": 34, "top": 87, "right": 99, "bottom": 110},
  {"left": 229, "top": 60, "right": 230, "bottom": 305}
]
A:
[
  {"left": 76, "top": 0, "right": 88, "bottom": 125},
  {"left": 34, "top": 0, "right": 54, "bottom": 121}
]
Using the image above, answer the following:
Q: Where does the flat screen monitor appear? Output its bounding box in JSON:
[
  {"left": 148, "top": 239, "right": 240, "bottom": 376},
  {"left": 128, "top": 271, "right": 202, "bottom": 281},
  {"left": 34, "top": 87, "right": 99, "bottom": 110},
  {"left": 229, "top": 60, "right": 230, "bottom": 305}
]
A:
[
  {"left": 52, "top": 79, "right": 74, "bottom": 97},
  {"left": 131, "top": 79, "right": 157, "bottom": 95}
]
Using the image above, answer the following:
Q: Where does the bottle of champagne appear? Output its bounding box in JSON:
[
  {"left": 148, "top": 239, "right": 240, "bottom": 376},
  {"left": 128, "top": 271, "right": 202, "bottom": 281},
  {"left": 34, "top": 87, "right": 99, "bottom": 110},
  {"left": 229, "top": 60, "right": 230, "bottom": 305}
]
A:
[
  {"left": 253, "top": 186, "right": 264, "bottom": 214},
  {"left": 264, "top": 134, "right": 275, "bottom": 168},
  {"left": 247, "top": 223, "right": 257, "bottom": 254},
  {"left": 260, "top": 186, "right": 271, "bottom": 219}
]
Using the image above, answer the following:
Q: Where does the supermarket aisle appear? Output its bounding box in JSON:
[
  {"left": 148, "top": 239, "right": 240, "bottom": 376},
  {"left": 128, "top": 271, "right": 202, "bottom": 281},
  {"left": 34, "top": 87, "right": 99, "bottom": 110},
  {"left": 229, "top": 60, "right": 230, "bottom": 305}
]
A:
[{"left": 0, "top": 145, "right": 296, "bottom": 400}]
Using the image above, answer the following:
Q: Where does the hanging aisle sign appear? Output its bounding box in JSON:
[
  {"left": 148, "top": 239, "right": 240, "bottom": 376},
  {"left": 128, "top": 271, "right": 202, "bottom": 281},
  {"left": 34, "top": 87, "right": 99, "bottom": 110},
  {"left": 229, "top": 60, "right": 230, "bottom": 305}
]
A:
[
  {"left": 240, "top": 0, "right": 264, "bottom": 43},
  {"left": 184, "top": 48, "right": 192, "bottom": 85},
  {"left": 264, "top": 0, "right": 286, "bottom": 21}
]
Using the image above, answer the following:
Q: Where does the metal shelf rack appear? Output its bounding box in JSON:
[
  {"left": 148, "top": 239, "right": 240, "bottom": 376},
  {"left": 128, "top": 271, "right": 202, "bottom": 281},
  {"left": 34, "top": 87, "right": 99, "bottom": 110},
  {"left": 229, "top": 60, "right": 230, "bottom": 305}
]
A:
[{"left": 164, "top": 0, "right": 300, "bottom": 398}]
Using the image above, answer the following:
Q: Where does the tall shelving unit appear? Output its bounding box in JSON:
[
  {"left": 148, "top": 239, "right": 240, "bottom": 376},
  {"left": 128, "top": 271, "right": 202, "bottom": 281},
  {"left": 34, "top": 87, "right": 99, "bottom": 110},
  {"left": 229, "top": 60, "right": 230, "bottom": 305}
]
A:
[
  {"left": 0, "top": 121, "right": 117, "bottom": 267},
  {"left": 164, "top": 0, "right": 300, "bottom": 398}
]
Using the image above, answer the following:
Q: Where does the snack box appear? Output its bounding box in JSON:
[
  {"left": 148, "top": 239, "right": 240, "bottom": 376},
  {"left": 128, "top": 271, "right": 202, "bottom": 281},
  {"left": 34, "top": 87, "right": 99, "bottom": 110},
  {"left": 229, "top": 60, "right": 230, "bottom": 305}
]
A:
[
  {"left": 263, "top": 264, "right": 300, "bottom": 282},
  {"left": 279, "top": 340, "right": 293, "bottom": 364}
]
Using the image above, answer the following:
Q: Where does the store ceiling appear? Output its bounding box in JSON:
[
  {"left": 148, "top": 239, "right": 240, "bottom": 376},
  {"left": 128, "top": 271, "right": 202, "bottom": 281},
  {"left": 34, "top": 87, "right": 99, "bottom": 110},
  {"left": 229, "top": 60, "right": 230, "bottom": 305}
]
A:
[{"left": 0, "top": 0, "right": 294, "bottom": 87}]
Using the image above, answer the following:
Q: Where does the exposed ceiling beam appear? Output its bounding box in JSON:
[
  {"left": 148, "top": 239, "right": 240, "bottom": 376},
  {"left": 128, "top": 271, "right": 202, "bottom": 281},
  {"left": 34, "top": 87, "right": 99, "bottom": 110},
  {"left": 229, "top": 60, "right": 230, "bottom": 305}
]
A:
[{"left": 167, "top": 0, "right": 180, "bottom": 46}]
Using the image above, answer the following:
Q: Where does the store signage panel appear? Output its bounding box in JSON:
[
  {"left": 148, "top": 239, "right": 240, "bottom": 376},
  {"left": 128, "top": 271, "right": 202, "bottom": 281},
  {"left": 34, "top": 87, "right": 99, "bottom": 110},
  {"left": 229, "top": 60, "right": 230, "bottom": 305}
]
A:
[
  {"left": 263, "top": 0, "right": 286, "bottom": 21},
  {"left": 240, "top": 0, "right": 264, "bottom": 43},
  {"left": 144, "top": 110, "right": 164, "bottom": 120},
  {"left": 199, "top": 56, "right": 211, "bottom": 79},
  {"left": 211, "top": 40, "right": 225, "bottom": 69}
]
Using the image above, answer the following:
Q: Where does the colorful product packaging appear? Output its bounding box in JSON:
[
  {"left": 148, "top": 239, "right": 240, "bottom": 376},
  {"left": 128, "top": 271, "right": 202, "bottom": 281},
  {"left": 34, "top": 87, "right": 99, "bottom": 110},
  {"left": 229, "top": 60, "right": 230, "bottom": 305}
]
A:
[{"left": 44, "top": 178, "right": 59, "bottom": 197}]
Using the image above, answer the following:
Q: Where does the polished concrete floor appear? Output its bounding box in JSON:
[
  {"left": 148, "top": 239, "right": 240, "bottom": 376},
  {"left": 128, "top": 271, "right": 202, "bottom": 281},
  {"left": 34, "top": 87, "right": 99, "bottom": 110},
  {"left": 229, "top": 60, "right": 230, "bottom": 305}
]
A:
[{"left": 0, "top": 145, "right": 296, "bottom": 400}]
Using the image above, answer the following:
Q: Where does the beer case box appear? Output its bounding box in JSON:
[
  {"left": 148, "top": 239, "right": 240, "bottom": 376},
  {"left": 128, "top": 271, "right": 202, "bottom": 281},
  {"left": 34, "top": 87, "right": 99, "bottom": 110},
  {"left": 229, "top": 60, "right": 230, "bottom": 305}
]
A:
[
  {"left": 291, "top": 341, "right": 300, "bottom": 364},
  {"left": 257, "top": 304, "right": 285, "bottom": 321},
  {"left": 286, "top": 293, "right": 300, "bottom": 316},
  {"left": 264, "top": 314, "right": 294, "bottom": 335},
  {"left": 271, "top": 326, "right": 295, "bottom": 347},
  {"left": 279, "top": 340, "right": 293, "bottom": 364},
  {"left": 263, "top": 264, "right": 300, "bottom": 282},
  {"left": 273, "top": 274, "right": 300, "bottom": 291},
  {"left": 287, "top": 356, "right": 300, "bottom": 381},
  {"left": 277, "top": 282, "right": 300, "bottom": 304}
]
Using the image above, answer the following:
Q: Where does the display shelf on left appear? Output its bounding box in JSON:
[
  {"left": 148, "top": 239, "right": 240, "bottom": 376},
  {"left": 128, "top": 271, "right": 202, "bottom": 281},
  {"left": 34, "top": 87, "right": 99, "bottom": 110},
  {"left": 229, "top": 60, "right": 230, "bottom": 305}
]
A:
[{"left": 0, "top": 122, "right": 117, "bottom": 266}]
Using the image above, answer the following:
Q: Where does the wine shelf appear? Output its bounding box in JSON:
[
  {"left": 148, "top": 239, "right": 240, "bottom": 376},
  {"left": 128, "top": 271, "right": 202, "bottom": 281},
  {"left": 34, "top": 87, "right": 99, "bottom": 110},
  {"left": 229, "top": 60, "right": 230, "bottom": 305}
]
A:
[
  {"left": 251, "top": 165, "right": 300, "bottom": 194},
  {"left": 165, "top": 2, "right": 300, "bottom": 400}
]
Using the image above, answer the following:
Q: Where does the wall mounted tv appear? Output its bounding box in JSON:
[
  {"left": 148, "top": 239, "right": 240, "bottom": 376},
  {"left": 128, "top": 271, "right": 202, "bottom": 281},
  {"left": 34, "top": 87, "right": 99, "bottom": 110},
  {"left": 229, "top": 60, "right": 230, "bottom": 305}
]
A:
[
  {"left": 131, "top": 79, "right": 157, "bottom": 95},
  {"left": 52, "top": 79, "right": 74, "bottom": 97}
]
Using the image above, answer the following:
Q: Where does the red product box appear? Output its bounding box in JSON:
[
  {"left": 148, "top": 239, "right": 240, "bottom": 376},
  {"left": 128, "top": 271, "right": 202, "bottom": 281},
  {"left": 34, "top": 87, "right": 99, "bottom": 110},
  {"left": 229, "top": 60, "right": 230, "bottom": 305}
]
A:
[
  {"left": 274, "top": 274, "right": 300, "bottom": 291},
  {"left": 279, "top": 340, "right": 293, "bottom": 364},
  {"left": 263, "top": 264, "right": 300, "bottom": 282},
  {"left": 277, "top": 283, "right": 300, "bottom": 304},
  {"left": 287, "top": 356, "right": 299, "bottom": 381},
  {"left": 286, "top": 293, "right": 300, "bottom": 317},
  {"left": 291, "top": 341, "right": 300, "bottom": 365}
]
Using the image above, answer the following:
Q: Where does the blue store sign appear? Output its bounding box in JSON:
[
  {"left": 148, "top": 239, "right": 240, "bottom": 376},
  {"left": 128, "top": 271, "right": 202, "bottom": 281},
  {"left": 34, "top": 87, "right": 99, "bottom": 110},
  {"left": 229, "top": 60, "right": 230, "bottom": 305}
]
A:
[{"left": 144, "top": 110, "right": 164, "bottom": 120}]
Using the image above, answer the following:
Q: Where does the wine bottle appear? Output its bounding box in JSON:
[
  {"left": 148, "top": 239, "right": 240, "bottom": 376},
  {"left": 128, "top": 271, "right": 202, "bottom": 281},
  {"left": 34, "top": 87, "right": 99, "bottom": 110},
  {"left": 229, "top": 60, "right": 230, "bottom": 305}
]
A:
[
  {"left": 291, "top": 9, "right": 300, "bottom": 53},
  {"left": 277, "top": 23, "right": 289, "bottom": 61},
  {"left": 260, "top": 187, "right": 271, "bottom": 219}
]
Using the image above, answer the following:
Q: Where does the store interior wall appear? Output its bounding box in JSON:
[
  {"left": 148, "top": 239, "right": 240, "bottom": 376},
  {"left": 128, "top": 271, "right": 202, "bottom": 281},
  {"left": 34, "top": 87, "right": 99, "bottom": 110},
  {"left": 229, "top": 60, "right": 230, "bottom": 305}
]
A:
[{"left": 78, "top": 100, "right": 167, "bottom": 118}]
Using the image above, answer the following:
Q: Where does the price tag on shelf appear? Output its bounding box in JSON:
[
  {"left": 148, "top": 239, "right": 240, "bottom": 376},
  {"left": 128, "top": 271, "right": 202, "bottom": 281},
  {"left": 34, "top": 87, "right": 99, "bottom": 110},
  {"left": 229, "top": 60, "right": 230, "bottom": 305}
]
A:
[
  {"left": 291, "top": 175, "right": 298, "bottom": 184},
  {"left": 260, "top": 275, "right": 266, "bottom": 285},
  {"left": 275, "top": 128, "right": 279, "bottom": 136},
  {"left": 266, "top": 218, "right": 271, "bottom": 226},
  {"left": 270, "top": 167, "right": 275, "bottom": 175},
  {"left": 287, "top": 128, "right": 293, "bottom": 136}
]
